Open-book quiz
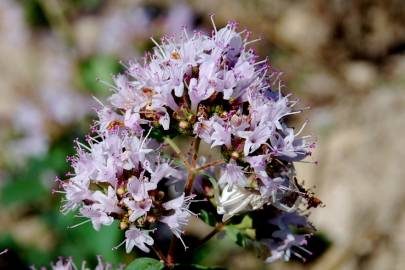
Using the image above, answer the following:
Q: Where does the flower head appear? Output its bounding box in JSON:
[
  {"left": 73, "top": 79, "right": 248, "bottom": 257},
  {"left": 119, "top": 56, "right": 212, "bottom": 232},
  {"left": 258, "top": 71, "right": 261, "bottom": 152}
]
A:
[{"left": 60, "top": 18, "right": 318, "bottom": 264}]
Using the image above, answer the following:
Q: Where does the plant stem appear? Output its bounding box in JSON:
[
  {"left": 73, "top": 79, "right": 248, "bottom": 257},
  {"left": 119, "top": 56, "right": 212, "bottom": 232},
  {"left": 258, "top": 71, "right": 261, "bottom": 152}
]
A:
[
  {"left": 166, "top": 137, "right": 201, "bottom": 266},
  {"left": 166, "top": 237, "right": 177, "bottom": 267},
  {"left": 198, "top": 223, "right": 224, "bottom": 246},
  {"left": 184, "top": 137, "right": 201, "bottom": 195},
  {"left": 152, "top": 245, "right": 167, "bottom": 264},
  {"left": 191, "top": 137, "right": 201, "bottom": 168},
  {"left": 196, "top": 159, "right": 224, "bottom": 172},
  {"left": 185, "top": 222, "right": 226, "bottom": 256},
  {"left": 164, "top": 137, "right": 192, "bottom": 170}
]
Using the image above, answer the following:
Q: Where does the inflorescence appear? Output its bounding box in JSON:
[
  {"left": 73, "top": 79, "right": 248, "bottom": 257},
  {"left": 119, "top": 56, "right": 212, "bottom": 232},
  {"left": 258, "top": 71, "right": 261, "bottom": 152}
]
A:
[{"left": 59, "top": 17, "right": 319, "bottom": 264}]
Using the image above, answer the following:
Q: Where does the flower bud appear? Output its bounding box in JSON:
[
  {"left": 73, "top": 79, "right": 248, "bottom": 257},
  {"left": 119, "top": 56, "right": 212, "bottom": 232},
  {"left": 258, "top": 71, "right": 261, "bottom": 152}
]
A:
[
  {"left": 120, "top": 221, "right": 129, "bottom": 230},
  {"left": 179, "top": 121, "right": 189, "bottom": 129}
]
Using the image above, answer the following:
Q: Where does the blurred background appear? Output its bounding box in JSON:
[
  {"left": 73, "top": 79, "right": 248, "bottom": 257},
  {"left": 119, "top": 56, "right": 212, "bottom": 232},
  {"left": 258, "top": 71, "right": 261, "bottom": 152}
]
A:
[{"left": 1, "top": 0, "right": 405, "bottom": 269}]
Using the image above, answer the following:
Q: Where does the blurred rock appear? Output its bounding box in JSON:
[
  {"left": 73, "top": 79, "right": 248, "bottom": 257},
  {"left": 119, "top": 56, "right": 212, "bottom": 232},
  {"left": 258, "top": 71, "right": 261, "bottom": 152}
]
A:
[
  {"left": 11, "top": 217, "right": 55, "bottom": 252},
  {"left": 74, "top": 16, "right": 100, "bottom": 56},
  {"left": 308, "top": 89, "right": 405, "bottom": 270},
  {"left": 342, "top": 61, "right": 377, "bottom": 91},
  {"left": 275, "top": 4, "right": 330, "bottom": 55},
  {"left": 386, "top": 54, "right": 405, "bottom": 85},
  {"left": 301, "top": 70, "right": 343, "bottom": 100},
  {"left": 0, "top": 210, "right": 55, "bottom": 252}
]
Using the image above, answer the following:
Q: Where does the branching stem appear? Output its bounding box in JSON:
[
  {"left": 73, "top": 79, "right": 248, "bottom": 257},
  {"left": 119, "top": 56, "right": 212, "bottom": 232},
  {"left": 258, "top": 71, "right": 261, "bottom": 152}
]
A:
[
  {"left": 164, "top": 137, "right": 192, "bottom": 171},
  {"left": 196, "top": 159, "right": 224, "bottom": 172}
]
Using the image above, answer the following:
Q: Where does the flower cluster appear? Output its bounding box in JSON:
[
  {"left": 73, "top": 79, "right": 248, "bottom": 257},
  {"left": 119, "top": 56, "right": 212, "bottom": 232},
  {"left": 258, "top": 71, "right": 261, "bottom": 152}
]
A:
[
  {"left": 31, "top": 256, "right": 123, "bottom": 270},
  {"left": 60, "top": 18, "right": 318, "bottom": 263},
  {"left": 62, "top": 130, "right": 194, "bottom": 252}
]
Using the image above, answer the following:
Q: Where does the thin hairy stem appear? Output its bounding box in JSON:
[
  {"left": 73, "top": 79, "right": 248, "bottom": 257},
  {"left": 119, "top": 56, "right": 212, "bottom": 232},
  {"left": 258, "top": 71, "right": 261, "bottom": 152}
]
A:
[
  {"left": 184, "top": 222, "right": 227, "bottom": 257},
  {"left": 198, "top": 223, "right": 224, "bottom": 247},
  {"left": 196, "top": 159, "right": 224, "bottom": 172},
  {"left": 166, "top": 137, "right": 201, "bottom": 266},
  {"left": 191, "top": 137, "right": 201, "bottom": 168},
  {"left": 164, "top": 137, "right": 192, "bottom": 170},
  {"left": 184, "top": 137, "right": 201, "bottom": 195}
]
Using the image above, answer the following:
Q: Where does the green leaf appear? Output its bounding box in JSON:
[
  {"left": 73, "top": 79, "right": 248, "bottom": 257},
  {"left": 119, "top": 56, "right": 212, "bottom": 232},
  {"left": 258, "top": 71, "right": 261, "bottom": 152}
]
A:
[
  {"left": 199, "top": 209, "right": 217, "bottom": 227},
  {"left": 233, "top": 215, "right": 252, "bottom": 230},
  {"left": 173, "top": 264, "right": 226, "bottom": 270},
  {"left": 224, "top": 215, "right": 255, "bottom": 248},
  {"left": 125, "top": 258, "right": 164, "bottom": 270}
]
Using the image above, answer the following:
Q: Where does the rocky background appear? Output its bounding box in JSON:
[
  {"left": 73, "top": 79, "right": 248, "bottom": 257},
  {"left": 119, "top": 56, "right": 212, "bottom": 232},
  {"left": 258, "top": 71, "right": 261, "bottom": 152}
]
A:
[{"left": 1, "top": 0, "right": 404, "bottom": 269}]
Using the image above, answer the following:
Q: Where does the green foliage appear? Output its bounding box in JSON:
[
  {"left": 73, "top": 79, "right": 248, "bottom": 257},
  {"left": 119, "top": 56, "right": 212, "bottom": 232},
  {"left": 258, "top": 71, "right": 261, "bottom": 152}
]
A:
[
  {"left": 199, "top": 210, "right": 217, "bottom": 227},
  {"left": 125, "top": 258, "right": 164, "bottom": 270},
  {"left": 173, "top": 264, "right": 226, "bottom": 270},
  {"left": 0, "top": 126, "right": 126, "bottom": 267},
  {"left": 21, "top": 0, "right": 50, "bottom": 29},
  {"left": 0, "top": 132, "right": 75, "bottom": 206},
  {"left": 149, "top": 125, "right": 181, "bottom": 142},
  {"left": 224, "top": 216, "right": 255, "bottom": 248},
  {"left": 70, "top": 0, "right": 102, "bottom": 12},
  {"left": 0, "top": 176, "right": 47, "bottom": 206},
  {"left": 78, "top": 55, "right": 123, "bottom": 96},
  {"left": 124, "top": 258, "right": 227, "bottom": 270}
]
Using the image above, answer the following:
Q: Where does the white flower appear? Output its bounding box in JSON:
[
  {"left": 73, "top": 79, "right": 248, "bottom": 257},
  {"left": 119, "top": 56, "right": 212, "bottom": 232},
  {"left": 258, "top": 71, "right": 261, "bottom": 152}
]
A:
[{"left": 217, "top": 184, "right": 265, "bottom": 222}]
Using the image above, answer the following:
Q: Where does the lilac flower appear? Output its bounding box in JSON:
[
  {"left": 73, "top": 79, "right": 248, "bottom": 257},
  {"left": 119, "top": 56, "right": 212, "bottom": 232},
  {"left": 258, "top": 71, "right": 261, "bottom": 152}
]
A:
[
  {"left": 269, "top": 128, "right": 310, "bottom": 161},
  {"left": 127, "top": 175, "right": 153, "bottom": 201},
  {"left": 229, "top": 114, "right": 250, "bottom": 134},
  {"left": 264, "top": 233, "right": 308, "bottom": 263},
  {"left": 245, "top": 154, "right": 270, "bottom": 177},
  {"left": 96, "top": 106, "right": 125, "bottom": 133},
  {"left": 124, "top": 198, "right": 152, "bottom": 222},
  {"left": 218, "top": 163, "right": 247, "bottom": 188},
  {"left": 50, "top": 257, "right": 75, "bottom": 270},
  {"left": 92, "top": 187, "right": 123, "bottom": 214},
  {"left": 193, "top": 119, "right": 215, "bottom": 144},
  {"left": 146, "top": 162, "right": 181, "bottom": 184},
  {"left": 251, "top": 93, "right": 293, "bottom": 130},
  {"left": 263, "top": 212, "right": 312, "bottom": 263},
  {"left": 124, "top": 108, "right": 146, "bottom": 134},
  {"left": 61, "top": 181, "right": 92, "bottom": 213},
  {"left": 31, "top": 256, "right": 123, "bottom": 270},
  {"left": 238, "top": 125, "right": 272, "bottom": 156},
  {"left": 224, "top": 34, "right": 243, "bottom": 66},
  {"left": 188, "top": 77, "right": 214, "bottom": 112},
  {"left": 210, "top": 121, "right": 232, "bottom": 148},
  {"left": 79, "top": 205, "right": 114, "bottom": 231},
  {"left": 161, "top": 193, "right": 194, "bottom": 247},
  {"left": 109, "top": 75, "right": 146, "bottom": 111},
  {"left": 225, "top": 59, "right": 256, "bottom": 100},
  {"left": 214, "top": 22, "right": 241, "bottom": 49},
  {"left": 120, "top": 135, "right": 154, "bottom": 171},
  {"left": 124, "top": 227, "right": 154, "bottom": 253}
]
